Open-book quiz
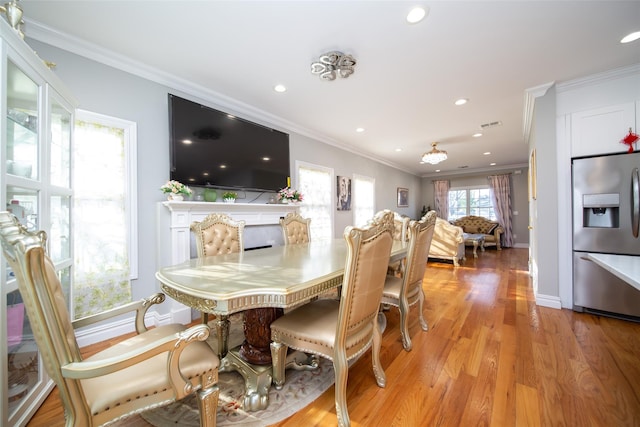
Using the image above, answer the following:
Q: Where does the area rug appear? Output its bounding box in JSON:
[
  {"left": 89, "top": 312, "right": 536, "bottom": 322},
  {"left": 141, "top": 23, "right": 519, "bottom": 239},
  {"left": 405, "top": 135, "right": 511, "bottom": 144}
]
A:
[{"left": 140, "top": 315, "right": 336, "bottom": 427}]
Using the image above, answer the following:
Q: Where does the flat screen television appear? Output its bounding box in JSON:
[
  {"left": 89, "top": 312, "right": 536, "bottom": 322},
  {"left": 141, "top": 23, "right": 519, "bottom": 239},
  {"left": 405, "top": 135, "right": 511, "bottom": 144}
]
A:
[{"left": 168, "top": 94, "right": 290, "bottom": 192}]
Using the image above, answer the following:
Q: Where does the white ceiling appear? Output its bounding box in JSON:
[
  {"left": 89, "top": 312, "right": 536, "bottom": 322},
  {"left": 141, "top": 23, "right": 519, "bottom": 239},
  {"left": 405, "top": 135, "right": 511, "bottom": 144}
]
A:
[{"left": 19, "top": 1, "right": 640, "bottom": 177}]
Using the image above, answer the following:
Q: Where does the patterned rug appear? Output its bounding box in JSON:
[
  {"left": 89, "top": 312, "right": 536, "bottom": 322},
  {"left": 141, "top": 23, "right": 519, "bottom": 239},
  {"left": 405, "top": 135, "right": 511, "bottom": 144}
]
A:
[{"left": 140, "top": 315, "right": 335, "bottom": 427}]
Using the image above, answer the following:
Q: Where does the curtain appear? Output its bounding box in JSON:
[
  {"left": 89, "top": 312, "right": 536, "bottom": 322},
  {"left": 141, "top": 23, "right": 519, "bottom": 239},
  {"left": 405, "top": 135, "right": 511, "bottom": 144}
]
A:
[
  {"left": 488, "top": 174, "right": 513, "bottom": 248},
  {"left": 433, "top": 180, "right": 450, "bottom": 219}
]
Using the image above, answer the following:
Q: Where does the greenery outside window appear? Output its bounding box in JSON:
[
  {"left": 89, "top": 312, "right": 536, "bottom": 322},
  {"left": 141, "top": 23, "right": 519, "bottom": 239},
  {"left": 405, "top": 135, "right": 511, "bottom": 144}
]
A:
[
  {"left": 448, "top": 187, "right": 496, "bottom": 221},
  {"left": 72, "top": 111, "right": 138, "bottom": 318}
]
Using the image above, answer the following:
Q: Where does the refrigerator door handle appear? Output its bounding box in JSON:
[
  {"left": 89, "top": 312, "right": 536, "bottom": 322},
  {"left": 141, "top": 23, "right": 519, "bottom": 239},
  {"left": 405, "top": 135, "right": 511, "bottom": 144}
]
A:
[{"left": 632, "top": 167, "right": 639, "bottom": 238}]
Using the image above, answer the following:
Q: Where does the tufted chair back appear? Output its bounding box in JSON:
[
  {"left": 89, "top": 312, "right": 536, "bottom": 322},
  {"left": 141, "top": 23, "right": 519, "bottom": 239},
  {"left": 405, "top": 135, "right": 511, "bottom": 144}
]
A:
[
  {"left": 279, "top": 212, "right": 311, "bottom": 245},
  {"left": 191, "top": 213, "right": 246, "bottom": 257}
]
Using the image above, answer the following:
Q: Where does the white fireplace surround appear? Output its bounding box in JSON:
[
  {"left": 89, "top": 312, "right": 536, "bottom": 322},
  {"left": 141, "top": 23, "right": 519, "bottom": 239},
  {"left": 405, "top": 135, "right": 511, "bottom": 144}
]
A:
[{"left": 157, "top": 201, "right": 299, "bottom": 322}]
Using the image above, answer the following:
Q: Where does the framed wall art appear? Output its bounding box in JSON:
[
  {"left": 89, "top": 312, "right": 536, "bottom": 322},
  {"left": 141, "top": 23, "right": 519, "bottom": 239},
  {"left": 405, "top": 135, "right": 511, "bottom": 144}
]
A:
[
  {"left": 337, "top": 176, "right": 352, "bottom": 211},
  {"left": 397, "top": 187, "right": 409, "bottom": 207}
]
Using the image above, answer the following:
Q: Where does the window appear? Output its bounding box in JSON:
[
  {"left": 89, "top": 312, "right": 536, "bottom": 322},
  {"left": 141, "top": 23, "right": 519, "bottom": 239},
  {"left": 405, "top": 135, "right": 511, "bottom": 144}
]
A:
[
  {"left": 296, "top": 161, "right": 333, "bottom": 240},
  {"left": 448, "top": 186, "right": 496, "bottom": 221},
  {"left": 353, "top": 174, "right": 375, "bottom": 227},
  {"left": 72, "top": 111, "right": 138, "bottom": 318}
]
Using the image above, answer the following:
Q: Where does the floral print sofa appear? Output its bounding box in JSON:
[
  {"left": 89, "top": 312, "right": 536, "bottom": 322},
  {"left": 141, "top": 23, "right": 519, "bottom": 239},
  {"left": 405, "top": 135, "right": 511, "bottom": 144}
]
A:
[{"left": 451, "top": 215, "right": 504, "bottom": 250}]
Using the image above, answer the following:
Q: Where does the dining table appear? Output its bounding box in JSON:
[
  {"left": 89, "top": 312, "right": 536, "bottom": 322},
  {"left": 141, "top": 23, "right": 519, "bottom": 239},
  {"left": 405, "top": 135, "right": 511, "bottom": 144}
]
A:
[{"left": 156, "top": 237, "right": 408, "bottom": 411}]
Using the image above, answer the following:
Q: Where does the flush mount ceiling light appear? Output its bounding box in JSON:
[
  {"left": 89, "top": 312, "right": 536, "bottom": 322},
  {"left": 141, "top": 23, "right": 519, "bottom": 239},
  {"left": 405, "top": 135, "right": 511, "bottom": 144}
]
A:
[
  {"left": 311, "top": 51, "right": 356, "bottom": 81},
  {"left": 421, "top": 142, "right": 448, "bottom": 165},
  {"left": 621, "top": 31, "right": 640, "bottom": 43}
]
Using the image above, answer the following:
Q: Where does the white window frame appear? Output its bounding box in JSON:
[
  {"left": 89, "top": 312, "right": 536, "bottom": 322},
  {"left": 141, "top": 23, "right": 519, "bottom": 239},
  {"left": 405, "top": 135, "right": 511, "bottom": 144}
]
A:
[
  {"left": 295, "top": 160, "right": 334, "bottom": 241},
  {"left": 352, "top": 173, "right": 375, "bottom": 227},
  {"left": 448, "top": 185, "right": 496, "bottom": 221},
  {"left": 74, "top": 110, "right": 138, "bottom": 279}
]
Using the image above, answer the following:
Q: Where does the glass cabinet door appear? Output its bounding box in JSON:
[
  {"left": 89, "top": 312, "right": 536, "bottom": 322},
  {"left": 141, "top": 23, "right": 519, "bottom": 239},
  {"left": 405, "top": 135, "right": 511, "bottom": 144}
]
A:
[
  {"left": 6, "top": 60, "right": 38, "bottom": 181},
  {"left": 50, "top": 97, "right": 71, "bottom": 187}
]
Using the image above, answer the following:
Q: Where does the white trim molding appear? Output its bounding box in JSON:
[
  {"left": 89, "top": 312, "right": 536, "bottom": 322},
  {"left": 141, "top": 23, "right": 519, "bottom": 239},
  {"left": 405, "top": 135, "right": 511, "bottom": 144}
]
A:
[{"left": 523, "top": 82, "right": 555, "bottom": 145}]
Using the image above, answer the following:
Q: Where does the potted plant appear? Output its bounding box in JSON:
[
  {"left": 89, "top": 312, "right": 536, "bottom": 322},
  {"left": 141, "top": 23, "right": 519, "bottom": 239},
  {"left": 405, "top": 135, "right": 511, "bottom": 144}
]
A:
[
  {"left": 277, "top": 187, "right": 304, "bottom": 204},
  {"left": 160, "top": 180, "right": 192, "bottom": 201},
  {"left": 222, "top": 191, "right": 238, "bottom": 203}
]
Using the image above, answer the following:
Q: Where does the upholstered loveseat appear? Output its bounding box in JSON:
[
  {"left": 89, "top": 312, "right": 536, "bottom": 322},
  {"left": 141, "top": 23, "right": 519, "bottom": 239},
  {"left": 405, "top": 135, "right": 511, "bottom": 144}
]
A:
[
  {"left": 429, "top": 217, "right": 465, "bottom": 267},
  {"left": 451, "top": 215, "right": 504, "bottom": 250}
]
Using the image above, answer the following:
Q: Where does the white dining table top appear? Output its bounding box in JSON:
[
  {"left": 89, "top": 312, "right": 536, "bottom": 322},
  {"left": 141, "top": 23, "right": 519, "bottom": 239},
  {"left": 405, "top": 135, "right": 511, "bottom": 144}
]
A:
[{"left": 156, "top": 238, "right": 407, "bottom": 315}]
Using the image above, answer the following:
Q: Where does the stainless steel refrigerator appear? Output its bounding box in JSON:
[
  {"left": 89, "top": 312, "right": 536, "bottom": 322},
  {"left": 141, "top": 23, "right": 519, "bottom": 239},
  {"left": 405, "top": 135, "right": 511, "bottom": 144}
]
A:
[{"left": 572, "top": 151, "right": 640, "bottom": 319}]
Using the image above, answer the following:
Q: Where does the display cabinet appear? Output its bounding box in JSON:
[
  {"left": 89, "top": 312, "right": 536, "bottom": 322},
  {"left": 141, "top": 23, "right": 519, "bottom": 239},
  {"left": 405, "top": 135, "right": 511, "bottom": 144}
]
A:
[{"left": 1, "top": 18, "right": 76, "bottom": 426}]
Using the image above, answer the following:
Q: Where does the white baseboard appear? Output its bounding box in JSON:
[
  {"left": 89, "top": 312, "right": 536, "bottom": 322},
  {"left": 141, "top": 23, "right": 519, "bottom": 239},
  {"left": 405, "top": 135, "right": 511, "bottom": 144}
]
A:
[
  {"left": 75, "top": 309, "right": 173, "bottom": 347},
  {"left": 535, "top": 293, "right": 562, "bottom": 309}
]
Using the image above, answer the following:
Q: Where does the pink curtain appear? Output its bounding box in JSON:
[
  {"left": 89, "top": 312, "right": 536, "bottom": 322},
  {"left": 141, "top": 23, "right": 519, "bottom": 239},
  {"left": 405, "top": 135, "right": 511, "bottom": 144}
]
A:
[
  {"left": 488, "top": 174, "right": 513, "bottom": 247},
  {"left": 433, "top": 180, "right": 450, "bottom": 219}
]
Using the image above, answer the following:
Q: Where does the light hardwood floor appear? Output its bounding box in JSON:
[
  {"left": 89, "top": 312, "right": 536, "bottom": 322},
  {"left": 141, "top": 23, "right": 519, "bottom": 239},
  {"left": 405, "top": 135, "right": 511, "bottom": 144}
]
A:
[{"left": 27, "top": 247, "right": 640, "bottom": 426}]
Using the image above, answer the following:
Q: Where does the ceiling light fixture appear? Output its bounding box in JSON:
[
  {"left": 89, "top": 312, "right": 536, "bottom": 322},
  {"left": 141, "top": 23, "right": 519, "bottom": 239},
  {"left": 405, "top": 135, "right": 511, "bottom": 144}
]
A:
[
  {"left": 455, "top": 98, "right": 468, "bottom": 106},
  {"left": 406, "top": 7, "right": 427, "bottom": 24},
  {"left": 473, "top": 132, "right": 483, "bottom": 138},
  {"left": 273, "top": 84, "right": 287, "bottom": 93},
  {"left": 621, "top": 31, "right": 640, "bottom": 43},
  {"left": 421, "top": 142, "right": 448, "bottom": 165},
  {"left": 356, "top": 127, "right": 365, "bottom": 133},
  {"left": 311, "top": 51, "right": 356, "bottom": 81}
]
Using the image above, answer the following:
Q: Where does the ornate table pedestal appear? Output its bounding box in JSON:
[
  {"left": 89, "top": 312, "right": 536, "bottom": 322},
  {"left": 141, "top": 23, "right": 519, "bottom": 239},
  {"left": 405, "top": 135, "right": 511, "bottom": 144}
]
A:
[{"left": 157, "top": 239, "right": 407, "bottom": 411}]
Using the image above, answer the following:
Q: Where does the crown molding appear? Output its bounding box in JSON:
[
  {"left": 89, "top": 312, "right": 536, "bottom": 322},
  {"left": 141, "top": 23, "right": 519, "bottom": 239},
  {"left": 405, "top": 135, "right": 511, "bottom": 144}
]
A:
[
  {"left": 421, "top": 162, "right": 529, "bottom": 179},
  {"left": 523, "top": 82, "right": 554, "bottom": 145},
  {"left": 23, "top": 18, "right": 415, "bottom": 176},
  {"left": 556, "top": 63, "right": 640, "bottom": 93}
]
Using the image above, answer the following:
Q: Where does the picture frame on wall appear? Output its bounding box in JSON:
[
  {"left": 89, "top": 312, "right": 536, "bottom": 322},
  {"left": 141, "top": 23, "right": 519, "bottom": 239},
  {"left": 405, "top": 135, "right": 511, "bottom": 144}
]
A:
[
  {"left": 337, "top": 176, "right": 352, "bottom": 211},
  {"left": 397, "top": 187, "right": 409, "bottom": 207}
]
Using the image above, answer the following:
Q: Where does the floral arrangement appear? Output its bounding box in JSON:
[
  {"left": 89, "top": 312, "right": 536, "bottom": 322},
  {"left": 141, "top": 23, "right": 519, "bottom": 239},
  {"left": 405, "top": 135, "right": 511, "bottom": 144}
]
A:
[
  {"left": 160, "top": 180, "right": 192, "bottom": 196},
  {"left": 278, "top": 187, "right": 304, "bottom": 202},
  {"left": 222, "top": 191, "right": 238, "bottom": 199}
]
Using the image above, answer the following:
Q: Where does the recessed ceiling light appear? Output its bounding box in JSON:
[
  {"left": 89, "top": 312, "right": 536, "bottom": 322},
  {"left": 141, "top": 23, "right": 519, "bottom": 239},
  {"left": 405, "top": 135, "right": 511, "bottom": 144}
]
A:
[
  {"left": 182, "top": 139, "right": 192, "bottom": 144},
  {"left": 356, "top": 127, "right": 365, "bottom": 133},
  {"left": 219, "top": 164, "right": 227, "bottom": 169},
  {"left": 435, "top": 169, "right": 441, "bottom": 172},
  {"left": 455, "top": 98, "right": 468, "bottom": 106},
  {"left": 406, "top": 7, "right": 427, "bottom": 24},
  {"left": 621, "top": 31, "right": 640, "bottom": 43},
  {"left": 262, "top": 157, "right": 270, "bottom": 161},
  {"left": 274, "top": 84, "right": 287, "bottom": 93},
  {"left": 483, "top": 152, "right": 491, "bottom": 155},
  {"left": 473, "top": 133, "right": 483, "bottom": 138},
  {"left": 490, "top": 162, "right": 497, "bottom": 166},
  {"left": 395, "top": 148, "right": 402, "bottom": 152}
]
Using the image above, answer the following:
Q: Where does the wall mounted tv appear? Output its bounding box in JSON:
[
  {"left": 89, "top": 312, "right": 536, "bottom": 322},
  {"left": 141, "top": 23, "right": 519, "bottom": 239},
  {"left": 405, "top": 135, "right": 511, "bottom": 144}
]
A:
[{"left": 168, "top": 94, "right": 290, "bottom": 192}]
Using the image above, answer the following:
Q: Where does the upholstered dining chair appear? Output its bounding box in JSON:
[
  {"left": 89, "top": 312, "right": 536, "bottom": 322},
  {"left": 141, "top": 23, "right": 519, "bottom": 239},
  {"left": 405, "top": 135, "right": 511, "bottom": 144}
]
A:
[
  {"left": 270, "top": 210, "right": 394, "bottom": 427},
  {"left": 381, "top": 210, "right": 437, "bottom": 351},
  {"left": 190, "top": 212, "right": 246, "bottom": 328},
  {"left": 0, "top": 212, "right": 220, "bottom": 427},
  {"left": 190, "top": 212, "right": 246, "bottom": 256},
  {"left": 279, "top": 212, "right": 311, "bottom": 245},
  {"left": 389, "top": 211, "right": 410, "bottom": 275}
]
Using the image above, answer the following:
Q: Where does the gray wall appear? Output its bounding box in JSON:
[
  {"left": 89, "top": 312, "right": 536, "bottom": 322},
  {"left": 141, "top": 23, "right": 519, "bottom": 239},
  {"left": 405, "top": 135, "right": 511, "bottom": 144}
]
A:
[
  {"left": 420, "top": 167, "right": 530, "bottom": 246},
  {"left": 26, "top": 39, "right": 423, "bottom": 307}
]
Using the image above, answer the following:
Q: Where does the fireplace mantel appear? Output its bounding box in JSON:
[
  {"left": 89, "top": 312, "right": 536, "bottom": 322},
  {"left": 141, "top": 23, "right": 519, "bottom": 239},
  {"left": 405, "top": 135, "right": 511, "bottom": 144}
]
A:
[
  {"left": 157, "top": 201, "right": 299, "bottom": 323},
  {"left": 161, "top": 200, "right": 299, "bottom": 228}
]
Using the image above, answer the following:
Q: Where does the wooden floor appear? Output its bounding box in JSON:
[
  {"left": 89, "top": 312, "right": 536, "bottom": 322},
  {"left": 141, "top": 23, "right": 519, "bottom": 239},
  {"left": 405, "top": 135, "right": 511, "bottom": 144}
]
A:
[{"left": 28, "top": 247, "right": 640, "bottom": 426}]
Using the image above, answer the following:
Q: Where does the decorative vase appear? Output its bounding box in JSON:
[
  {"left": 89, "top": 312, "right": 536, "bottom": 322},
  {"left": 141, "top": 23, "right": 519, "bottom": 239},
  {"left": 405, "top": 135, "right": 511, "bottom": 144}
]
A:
[
  {"left": 168, "top": 194, "right": 184, "bottom": 201},
  {"left": 204, "top": 189, "right": 217, "bottom": 202},
  {"left": 223, "top": 197, "right": 236, "bottom": 203}
]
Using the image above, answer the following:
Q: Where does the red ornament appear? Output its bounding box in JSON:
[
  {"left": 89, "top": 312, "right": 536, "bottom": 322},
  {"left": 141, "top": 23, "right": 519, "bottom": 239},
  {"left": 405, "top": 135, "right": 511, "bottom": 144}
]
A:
[{"left": 621, "top": 128, "right": 639, "bottom": 153}]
